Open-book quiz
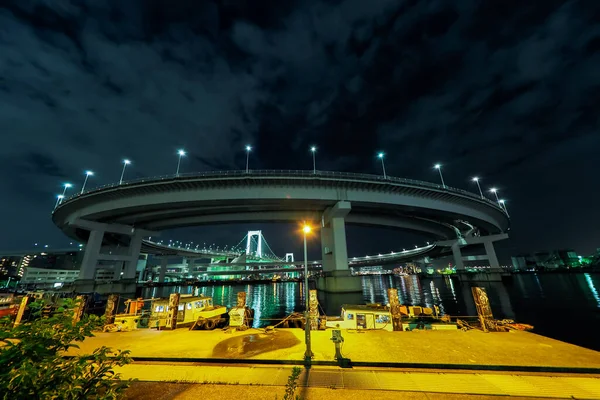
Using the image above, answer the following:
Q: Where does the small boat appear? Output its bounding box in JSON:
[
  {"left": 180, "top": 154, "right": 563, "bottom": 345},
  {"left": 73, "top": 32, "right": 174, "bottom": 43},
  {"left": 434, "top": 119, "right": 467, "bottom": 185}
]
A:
[
  {"left": 150, "top": 294, "right": 229, "bottom": 330},
  {"left": 0, "top": 294, "right": 21, "bottom": 318},
  {"left": 325, "top": 303, "right": 458, "bottom": 331}
]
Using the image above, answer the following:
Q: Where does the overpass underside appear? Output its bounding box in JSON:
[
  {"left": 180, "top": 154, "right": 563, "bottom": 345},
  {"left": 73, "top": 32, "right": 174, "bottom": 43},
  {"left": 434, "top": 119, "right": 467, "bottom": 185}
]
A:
[{"left": 51, "top": 171, "right": 510, "bottom": 294}]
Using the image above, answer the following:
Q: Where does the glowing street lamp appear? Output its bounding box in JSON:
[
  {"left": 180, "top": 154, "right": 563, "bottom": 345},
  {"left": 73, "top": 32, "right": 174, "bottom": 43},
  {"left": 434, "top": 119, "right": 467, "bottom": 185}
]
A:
[
  {"left": 176, "top": 149, "right": 186, "bottom": 176},
  {"left": 54, "top": 194, "right": 64, "bottom": 209},
  {"left": 61, "top": 183, "right": 72, "bottom": 199},
  {"left": 310, "top": 146, "right": 317, "bottom": 174},
  {"left": 119, "top": 159, "right": 131, "bottom": 184},
  {"left": 490, "top": 188, "right": 500, "bottom": 204},
  {"left": 245, "top": 145, "right": 252, "bottom": 173},
  {"left": 302, "top": 223, "right": 313, "bottom": 363},
  {"left": 472, "top": 177, "right": 483, "bottom": 198},
  {"left": 377, "top": 152, "right": 387, "bottom": 179},
  {"left": 434, "top": 164, "right": 446, "bottom": 188},
  {"left": 81, "top": 171, "right": 94, "bottom": 194},
  {"left": 499, "top": 199, "right": 510, "bottom": 216}
]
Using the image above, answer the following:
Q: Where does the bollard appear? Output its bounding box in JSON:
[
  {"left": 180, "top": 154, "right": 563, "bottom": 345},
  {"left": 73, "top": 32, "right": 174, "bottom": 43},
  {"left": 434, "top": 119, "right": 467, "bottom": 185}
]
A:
[
  {"left": 308, "top": 289, "right": 319, "bottom": 330},
  {"left": 165, "top": 293, "right": 180, "bottom": 330},
  {"left": 387, "top": 288, "right": 403, "bottom": 331},
  {"left": 104, "top": 294, "right": 118, "bottom": 326},
  {"left": 236, "top": 291, "right": 247, "bottom": 307},
  {"left": 471, "top": 287, "right": 499, "bottom": 332},
  {"left": 73, "top": 295, "right": 87, "bottom": 323},
  {"left": 13, "top": 296, "right": 31, "bottom": 327}
]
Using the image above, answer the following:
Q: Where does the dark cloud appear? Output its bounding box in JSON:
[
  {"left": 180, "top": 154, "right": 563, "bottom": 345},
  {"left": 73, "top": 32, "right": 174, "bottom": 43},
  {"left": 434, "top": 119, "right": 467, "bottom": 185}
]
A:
[{"left": 1, "top": 0, "right": 599, "bottom": 259}]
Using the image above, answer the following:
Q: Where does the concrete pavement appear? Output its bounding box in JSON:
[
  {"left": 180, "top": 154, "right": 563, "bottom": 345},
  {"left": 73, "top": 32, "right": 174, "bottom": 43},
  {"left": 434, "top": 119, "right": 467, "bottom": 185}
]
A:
[
  {"left": 118, "top": 364, "right": 600, "bottom": 399},
  {"left": 70, "top": 328, "right": 600, "bottom": 370}
]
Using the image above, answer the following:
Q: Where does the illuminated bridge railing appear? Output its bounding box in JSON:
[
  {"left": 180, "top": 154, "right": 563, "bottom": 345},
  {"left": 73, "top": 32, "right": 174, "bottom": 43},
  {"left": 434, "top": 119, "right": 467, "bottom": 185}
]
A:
[{"left": 62, "top": 169, "right": 504, "bottom": 210}]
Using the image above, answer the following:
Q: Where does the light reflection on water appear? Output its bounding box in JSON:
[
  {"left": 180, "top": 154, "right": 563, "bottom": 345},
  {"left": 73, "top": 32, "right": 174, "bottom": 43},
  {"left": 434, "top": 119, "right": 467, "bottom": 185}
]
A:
[{"left": 141, "top": 272, "right": 600, "bottom": 350}]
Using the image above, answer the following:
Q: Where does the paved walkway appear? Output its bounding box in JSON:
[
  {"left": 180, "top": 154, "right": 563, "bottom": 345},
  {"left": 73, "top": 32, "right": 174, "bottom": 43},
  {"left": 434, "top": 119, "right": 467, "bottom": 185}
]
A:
[
  {"left": 118, "top": 364, "right": 600, "bottom": 399},
  {"left": 71, "top": 328, "right": 600, "bottom": 370},
  {"left": 126, "top": 382, "right": 557, "bottom": 400}
]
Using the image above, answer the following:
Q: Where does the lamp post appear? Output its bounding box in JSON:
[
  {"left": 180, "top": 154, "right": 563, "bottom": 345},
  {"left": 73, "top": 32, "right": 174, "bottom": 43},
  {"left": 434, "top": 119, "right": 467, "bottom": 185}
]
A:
[
  {"left": 490, "top": 188, "right": 500, "bottom": 205},
  {"left": 310, "top": 146, "right": 316, "bottom": 174},
  {"left": 377, "top": 152, "right": 386, "bottom": 178},
  {"left": 434, "top": 164, "right": 446, "bottom": 188},
  {"left": 54, "top": 194, "right": 64, "bottom": 209},
  {"left": 302, "top": 223, "right": 313, "bottom": 364},
  {"left": 472, "top": 177, "right": 483, "bottom": 198},
  {"left": 499, "top": 199, "right": 509, "bottom": 216},
  {"left": 245, "top": 145, "right": 252, "bottom": 173},
  {"left": 119, "top": 159, "right": 131, "bottom": 184},
  {"left": 81, "top": 171, "right": 93, "bottom": 194},
  {"left": 176, "top": 149, "right": 185, "bottom": 176},
  {"left": 61, "top": 183, "right": 72, "bottom": 199}
]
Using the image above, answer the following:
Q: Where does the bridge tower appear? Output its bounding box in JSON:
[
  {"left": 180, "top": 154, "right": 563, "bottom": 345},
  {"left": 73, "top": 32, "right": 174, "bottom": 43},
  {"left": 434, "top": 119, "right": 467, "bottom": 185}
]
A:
[
  {"left": 246, "top": 230, "right": 263, "bottom": 258},
  {"left": 285, "top": 253, "right": 294, "bottom": 262}
]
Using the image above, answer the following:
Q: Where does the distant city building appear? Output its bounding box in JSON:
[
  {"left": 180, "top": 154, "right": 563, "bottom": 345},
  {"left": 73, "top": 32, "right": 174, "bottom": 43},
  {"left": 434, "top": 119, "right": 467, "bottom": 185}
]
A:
[
  {"left": 0, "top": 249, "right": 148, "bottom": 287},
  {"left": 512, "top": 249, "right": 580, "bottom": 270},
  {"left": 21, "top": 267, "right": 80, "bottom": 288},
  {"left": 0, "top": 256, "right": 24, "bottom": 280}
]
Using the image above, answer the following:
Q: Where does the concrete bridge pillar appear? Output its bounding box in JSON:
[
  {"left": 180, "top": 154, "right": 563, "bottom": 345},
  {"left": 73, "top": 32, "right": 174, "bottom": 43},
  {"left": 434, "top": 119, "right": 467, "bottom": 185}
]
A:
[
  {"left": 451, "top": 243, "right": 465, "bottom": 270},
  {"left": 159, "top": 257, "right": 168, "bottom": 283},
  {"left": 123, "top": 232, "right": 143, "bottom": 280},
  {"left": 317, "top": 201, "right": 361, "bottom": 293},
  {"left": 484, "top": 239, "right": 500, "bottom": 269},
  {"left": 71, "top": 219, "right": 157, "bottom": 293},
  {"left": 79, "top": 229, "right": 104, "bottom": 280}
]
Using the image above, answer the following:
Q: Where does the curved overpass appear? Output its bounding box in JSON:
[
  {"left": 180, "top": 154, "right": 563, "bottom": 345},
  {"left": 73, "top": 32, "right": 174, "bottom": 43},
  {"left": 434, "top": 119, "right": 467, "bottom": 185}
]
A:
[{"left": 53, "top": 170, "right": 509, "bottom": 244}]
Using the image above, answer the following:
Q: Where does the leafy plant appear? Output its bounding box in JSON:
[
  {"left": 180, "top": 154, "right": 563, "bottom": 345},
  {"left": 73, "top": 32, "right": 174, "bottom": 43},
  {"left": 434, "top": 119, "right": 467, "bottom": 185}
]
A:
[
  {"left": 0, "top": 297, "right": 132, "bottom": 400},
  {"left": 282, "top": 366, "right": 302, "bottom": 400}
]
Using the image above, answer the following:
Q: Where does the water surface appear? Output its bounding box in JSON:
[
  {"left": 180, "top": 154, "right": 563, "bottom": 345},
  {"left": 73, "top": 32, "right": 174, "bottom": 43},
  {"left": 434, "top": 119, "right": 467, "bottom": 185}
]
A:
[{"left": 141, "top": 273, "right": 600, "bottom": 351}]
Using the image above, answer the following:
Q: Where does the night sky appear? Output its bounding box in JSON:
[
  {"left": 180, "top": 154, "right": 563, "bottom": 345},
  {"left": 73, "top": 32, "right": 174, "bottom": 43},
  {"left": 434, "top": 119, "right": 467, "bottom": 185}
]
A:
[{"left": 1, "top": 1, "right": 599, "bottom": 261}]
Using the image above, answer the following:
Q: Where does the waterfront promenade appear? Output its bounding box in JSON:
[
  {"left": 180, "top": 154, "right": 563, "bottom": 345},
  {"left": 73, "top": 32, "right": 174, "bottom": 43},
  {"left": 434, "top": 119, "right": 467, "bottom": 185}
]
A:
[
  {"left": 69, "top": 328, "right": 600, "bottom": 399},
  {"left": 71, "top": 328, "right": 600, "bottom": 370}
]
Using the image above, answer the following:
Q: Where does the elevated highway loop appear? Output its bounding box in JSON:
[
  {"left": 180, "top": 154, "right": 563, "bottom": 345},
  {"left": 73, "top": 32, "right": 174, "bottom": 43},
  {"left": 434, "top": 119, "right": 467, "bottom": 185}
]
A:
[{"left": 52, "top": 170, "right": 509, "bottom": 293}]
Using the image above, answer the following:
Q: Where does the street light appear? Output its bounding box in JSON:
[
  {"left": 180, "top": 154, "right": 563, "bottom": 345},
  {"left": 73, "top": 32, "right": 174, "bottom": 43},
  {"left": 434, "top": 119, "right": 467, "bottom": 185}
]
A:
[
  {"left": 245, "top": 145, "right": 252, "bottom": 173},
  {"left": 302, "top": 223, "right": 313, "bottom": 363},
  {"left": 434, "top": 164, "right": 446, "bottom": 188},
  {"left": 310, "top": 146, "right": 316, "bottom": 174},
  {"left": 120, "top": 159, "right": 131, "bottom": 184},
  {"left": 472, "top": 177, "right": 483, "bottom": 198},
  {"left": 377, "top": 152, "right": 386, "bottom": 179},
  {"left": 499, "top": 199, "right": 510, "bottom": 216},
  {"left": 490, "top": 188, "right": 500, "bottom": 204},
  {"left": 61, "top": 183, "right": 72, "bottom": 199},
  {"left": 54, "top": 194, "right": 64, "bottom": 209},
  {"left": 81, "top": 171, "right": 93, "bottom": 194},
  {"left": 176, "top": 149, "right": 185, "bottom": 176}
]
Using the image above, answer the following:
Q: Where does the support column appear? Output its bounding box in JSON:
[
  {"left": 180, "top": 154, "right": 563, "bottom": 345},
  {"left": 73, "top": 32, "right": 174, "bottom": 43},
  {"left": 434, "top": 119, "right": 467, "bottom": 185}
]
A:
[
  {"left": 79, "top": 230, "right": 104, "bottom": 280},
  {"left": 484, "top": 240, "right": 500, "bottom": 269},
  {"left": 451, "top": 242, "right": 465, "bottom": 270},
  {"left": 113, "top": 262, "right": 124, "bottom": 280},
  {"left": 123, "top": 232, "right": 143, "bottom": 280},
  {"left": 159, "top": 258, "right": 168, "bottom": 283},
  {"left": 317, "top": 201, "right": 361, "bottom": 293}
]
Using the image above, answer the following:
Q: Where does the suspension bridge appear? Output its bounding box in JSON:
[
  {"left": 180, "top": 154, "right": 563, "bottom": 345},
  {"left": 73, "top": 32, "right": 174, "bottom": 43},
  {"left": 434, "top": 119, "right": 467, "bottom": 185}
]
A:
[{"left": 142, "top": 229, "right": 437, "bottom": 281}]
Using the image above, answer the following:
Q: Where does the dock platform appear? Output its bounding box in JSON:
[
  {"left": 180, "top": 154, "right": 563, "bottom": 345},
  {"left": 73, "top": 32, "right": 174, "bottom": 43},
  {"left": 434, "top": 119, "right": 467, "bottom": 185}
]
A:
[{"left": 69, "top": 329, "right": 600, "bottom": 399}]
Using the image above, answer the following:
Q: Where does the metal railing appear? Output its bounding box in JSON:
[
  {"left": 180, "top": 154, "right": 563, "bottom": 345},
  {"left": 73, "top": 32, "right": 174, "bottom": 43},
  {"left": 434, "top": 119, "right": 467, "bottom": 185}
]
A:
[{"left": 58, "top": 169, "right": 505, "bottom": 212}]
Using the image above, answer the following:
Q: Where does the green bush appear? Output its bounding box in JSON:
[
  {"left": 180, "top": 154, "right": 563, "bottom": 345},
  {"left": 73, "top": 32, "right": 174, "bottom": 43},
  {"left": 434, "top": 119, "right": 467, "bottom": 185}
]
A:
[
  {"left": 282, "top": 366, "right": 302, "bottom": 400},
  {"left": 0, "top": 298, "right": 132, "bottom": 400}
]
